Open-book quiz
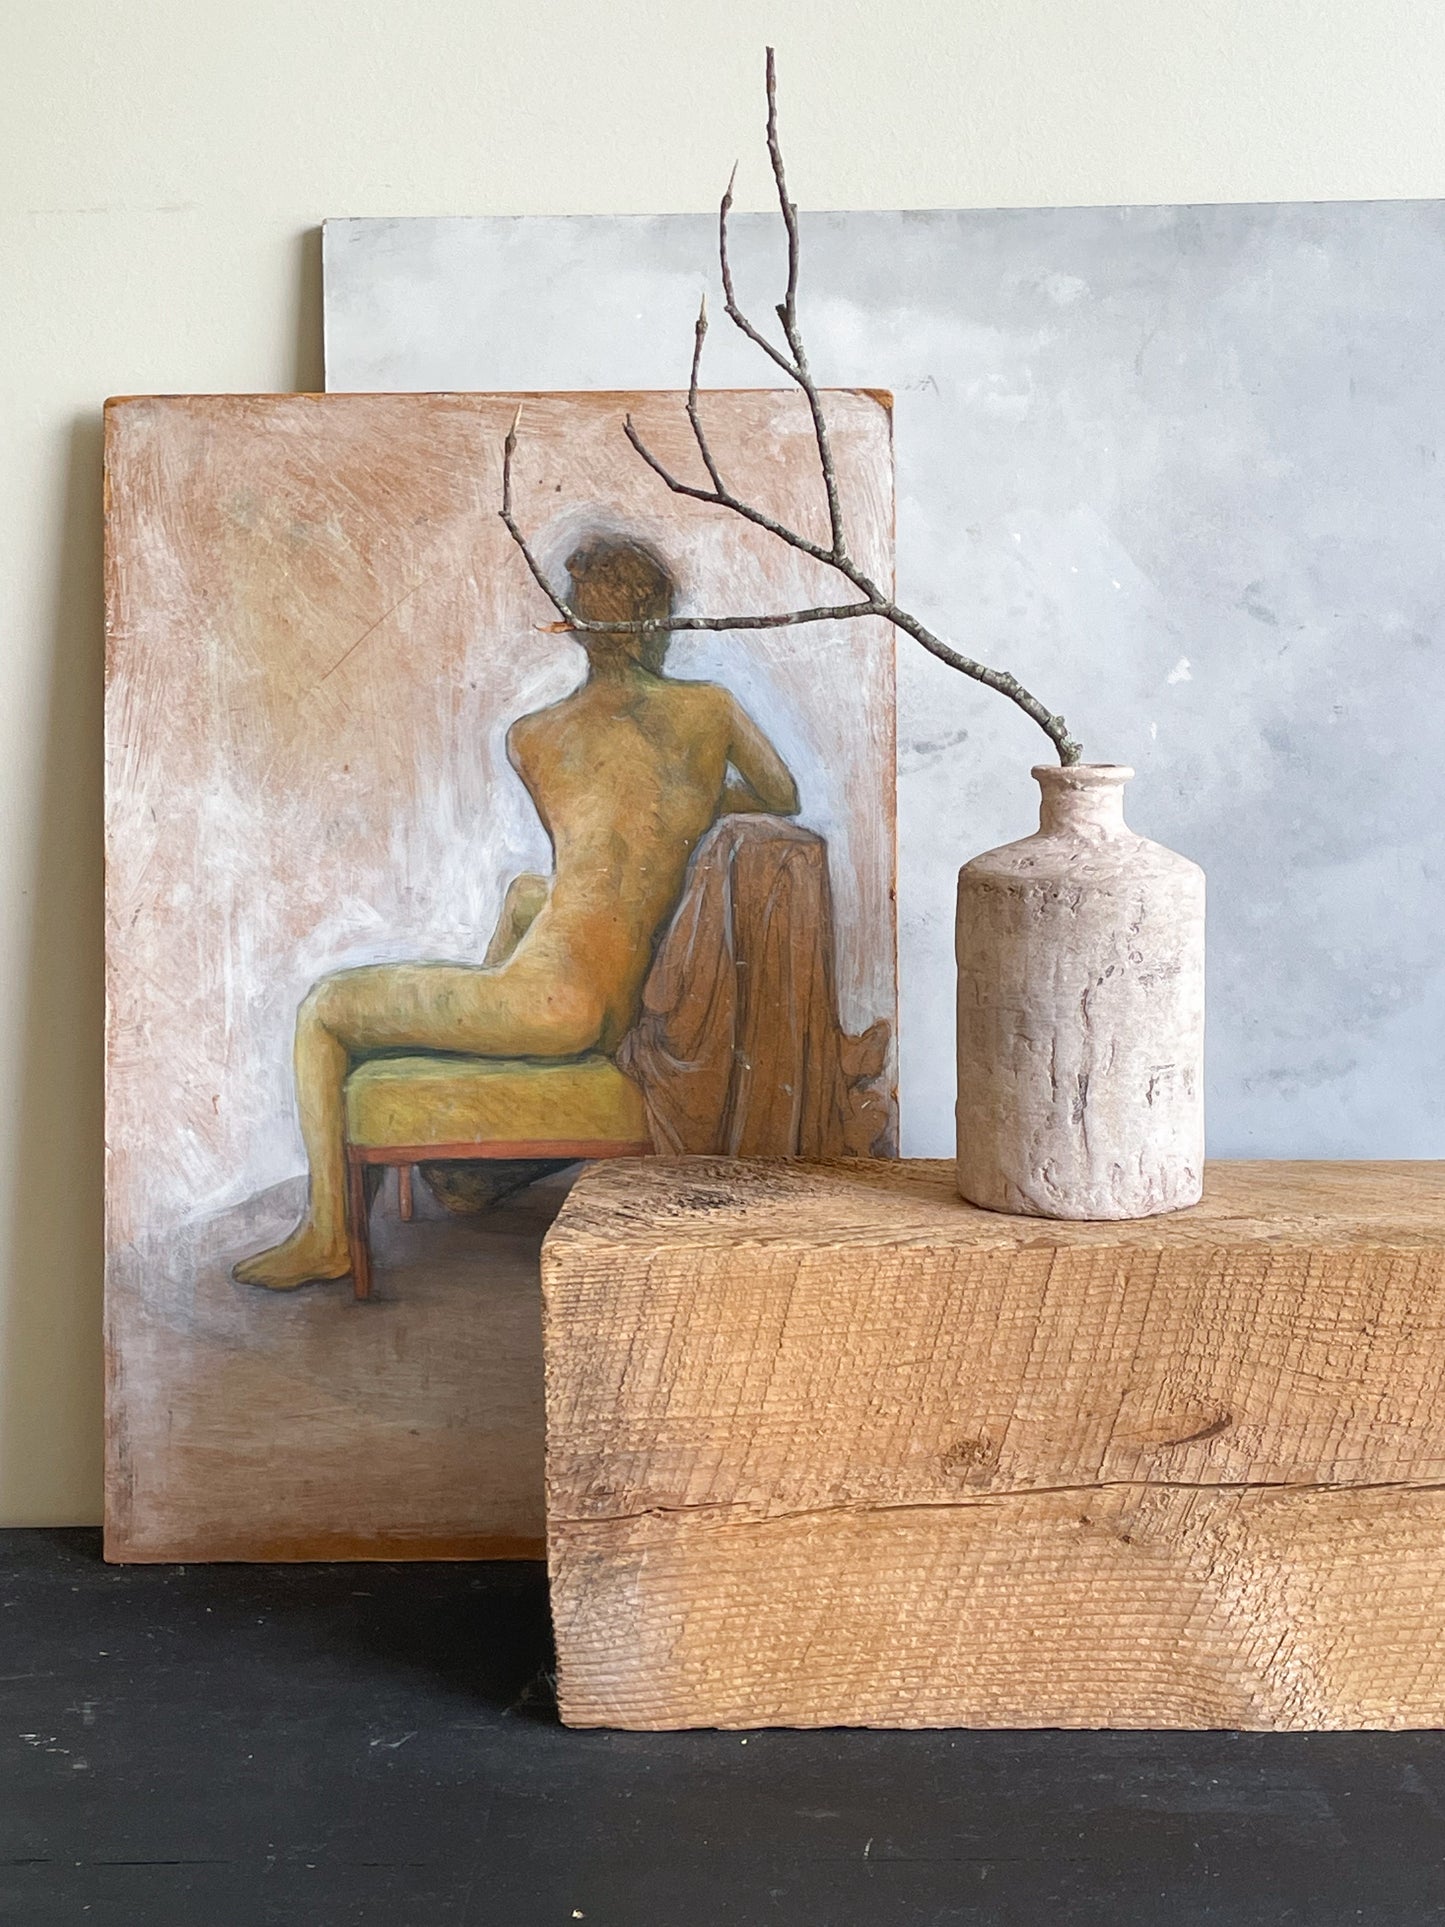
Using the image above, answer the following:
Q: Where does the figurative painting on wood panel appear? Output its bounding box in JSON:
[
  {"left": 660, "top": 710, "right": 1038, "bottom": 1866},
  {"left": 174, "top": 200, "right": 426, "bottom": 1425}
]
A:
[{"left": 104, "top": 390, "right": 897, "bottom": 1559}]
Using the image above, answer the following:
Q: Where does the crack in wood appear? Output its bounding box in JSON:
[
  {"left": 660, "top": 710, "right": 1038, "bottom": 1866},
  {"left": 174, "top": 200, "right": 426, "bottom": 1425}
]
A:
[{"left": 557, "top": 1476, "right": 1445, "bottom": 1532}]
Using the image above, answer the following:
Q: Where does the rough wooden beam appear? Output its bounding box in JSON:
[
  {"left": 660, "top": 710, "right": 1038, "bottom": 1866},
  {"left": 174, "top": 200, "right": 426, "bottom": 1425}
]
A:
[{"left": 542, "top": 1158, "right": 1445, "bottom": 1729}]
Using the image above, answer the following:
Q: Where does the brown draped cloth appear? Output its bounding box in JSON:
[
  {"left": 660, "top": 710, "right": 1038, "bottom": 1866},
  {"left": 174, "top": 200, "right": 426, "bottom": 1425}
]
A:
[{"left": 616, "top": 815, "right": 895, "bottom": 1159}]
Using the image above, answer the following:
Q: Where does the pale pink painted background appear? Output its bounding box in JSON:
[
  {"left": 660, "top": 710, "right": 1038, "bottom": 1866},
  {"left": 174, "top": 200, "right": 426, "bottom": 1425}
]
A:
[{"left": 104, "top": 389, "right": 896, "bottom": 1557}]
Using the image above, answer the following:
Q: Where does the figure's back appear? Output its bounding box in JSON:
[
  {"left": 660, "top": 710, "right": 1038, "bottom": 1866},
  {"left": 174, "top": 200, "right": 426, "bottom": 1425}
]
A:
[
  {"left": 498, "top": 674, "right": 737, "bottom": 1043},
  {"left": 509, "top": 675, "right": 734, "bottom": 863}
]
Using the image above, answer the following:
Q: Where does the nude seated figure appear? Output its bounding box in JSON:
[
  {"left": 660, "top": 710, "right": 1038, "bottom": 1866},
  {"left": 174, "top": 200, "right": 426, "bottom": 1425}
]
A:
[{"left": 234, "top": 534, "right": 800, "bottom": 1290}]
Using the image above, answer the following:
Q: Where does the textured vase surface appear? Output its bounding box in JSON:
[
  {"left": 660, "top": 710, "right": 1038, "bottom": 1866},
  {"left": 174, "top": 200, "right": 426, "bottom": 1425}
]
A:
[{"left": 955, "top": 764, "right": 1205, "bottom": 1220}]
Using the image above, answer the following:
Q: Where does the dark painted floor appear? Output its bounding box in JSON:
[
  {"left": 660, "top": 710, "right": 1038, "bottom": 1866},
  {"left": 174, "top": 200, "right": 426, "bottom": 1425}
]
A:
[{"left": 2, "top": 1531, "right": 1443, "bottom": 1926}]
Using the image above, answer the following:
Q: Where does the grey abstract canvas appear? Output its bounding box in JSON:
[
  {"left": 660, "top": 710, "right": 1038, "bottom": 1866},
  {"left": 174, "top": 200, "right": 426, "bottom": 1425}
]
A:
[{"left": 325, "top": 205, "right": 1445, "bottom": 1158}]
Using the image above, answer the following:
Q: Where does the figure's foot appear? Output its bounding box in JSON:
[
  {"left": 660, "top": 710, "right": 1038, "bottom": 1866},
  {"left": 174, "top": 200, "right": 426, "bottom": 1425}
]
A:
[{"left": 233, "top": 1224, "right": 351, "bottom": 1291}]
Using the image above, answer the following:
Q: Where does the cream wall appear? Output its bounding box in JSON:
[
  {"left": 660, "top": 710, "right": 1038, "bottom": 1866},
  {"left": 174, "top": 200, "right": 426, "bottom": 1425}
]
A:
[{"left": 4, "top": 0, "right": 1444, "bottom": 1525}]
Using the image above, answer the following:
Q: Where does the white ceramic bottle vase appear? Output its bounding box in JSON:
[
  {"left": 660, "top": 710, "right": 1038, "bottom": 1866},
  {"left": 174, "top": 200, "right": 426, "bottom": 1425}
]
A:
[{"left": 955, "top": 763, "right": 1205, "bottom": 1220}]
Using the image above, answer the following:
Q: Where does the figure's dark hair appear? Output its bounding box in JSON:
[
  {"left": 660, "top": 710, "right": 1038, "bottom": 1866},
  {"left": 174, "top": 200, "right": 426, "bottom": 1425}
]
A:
[{"left": 565, "top": 536, "right": 676, "bottom": 667}]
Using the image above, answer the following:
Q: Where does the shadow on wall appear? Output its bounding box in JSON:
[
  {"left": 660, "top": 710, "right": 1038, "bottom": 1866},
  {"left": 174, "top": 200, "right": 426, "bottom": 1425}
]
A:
[
  {"left": 0, "top": 232, "right": 327, "bottom": 1525},
  {"left": 294, "top": 226, "right": 324, "bottom": 395},
  {"left": 0, "top": 415, "right": 106, "bottom": 1523}
]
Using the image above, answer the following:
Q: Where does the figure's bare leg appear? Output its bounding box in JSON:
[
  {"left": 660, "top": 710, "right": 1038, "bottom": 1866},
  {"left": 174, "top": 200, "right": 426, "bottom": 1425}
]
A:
[
  {"left": 234, "top": 990, "right": 352, "bottom": 1289},
  {"left": 234, "top": 956, "right": 603, "bottom": 1291},
  {"left": 483, "top": 874, "right": 549, "bottom": 966}
]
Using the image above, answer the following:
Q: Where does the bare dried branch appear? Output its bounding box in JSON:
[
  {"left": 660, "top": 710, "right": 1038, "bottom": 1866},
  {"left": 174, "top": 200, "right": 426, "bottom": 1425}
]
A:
[
  {"left": 536, "top": 599, "right": 885, "bottom": 635},
  {"left": 496, "top": 49, "right": 1084, "bottom": 767},
  {"left": 759, "top": 46, "right": 848, "bottom": 561},
  {"left": 718, "top": 164, "right": 799, "bottom": 383},
  {"left": 765, "top": 46, "right": 800, "bottom": 324},
  {"left": 502, "top": 405, "right": 1077, "bottom": 755},
  {"left": 622, "top": 414, "right": 837, "bottom": 568},
  {"left": 685, "top": 297, "right": 727, "bottom": 494},
  {"left": 499, "top": 406, "right": 578, "bottom": 625},
  {"left": 705, "top": 53, "right": 851, "bottom": 565},
  {"left": 499, "top": 400, "right": 881, "bottom": 639},
  {"left": 881, "top": 604, "right": 1081, "bottom": 761}
]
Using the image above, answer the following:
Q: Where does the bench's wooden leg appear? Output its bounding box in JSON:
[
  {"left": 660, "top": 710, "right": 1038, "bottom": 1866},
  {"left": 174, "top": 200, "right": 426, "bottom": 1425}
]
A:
[
  {"left": 398, "top": 1164, "right": 414, "bottom": 1221},
  {"left": 347, "top": 1153, "right": 373, "bottom": 1301}
]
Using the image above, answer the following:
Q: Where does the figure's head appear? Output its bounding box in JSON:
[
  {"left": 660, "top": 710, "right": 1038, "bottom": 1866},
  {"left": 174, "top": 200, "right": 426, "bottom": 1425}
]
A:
[{"left": 565, "top": 535, "right": 676, "bottom": 673}]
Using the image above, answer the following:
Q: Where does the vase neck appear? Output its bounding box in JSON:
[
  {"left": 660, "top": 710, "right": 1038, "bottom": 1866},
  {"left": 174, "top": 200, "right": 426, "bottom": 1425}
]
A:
[{"left": 1033, "top": 763, "right": 1134, "bottom": 836}]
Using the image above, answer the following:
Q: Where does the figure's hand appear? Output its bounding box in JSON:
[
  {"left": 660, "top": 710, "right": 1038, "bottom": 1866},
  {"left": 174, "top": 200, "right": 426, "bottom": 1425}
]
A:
[
  {"left": 719, "top": 777, "right": 769, "bottom": 816},
  {"left": 725, "top": 697, "right": 800, "bottom": 816}
]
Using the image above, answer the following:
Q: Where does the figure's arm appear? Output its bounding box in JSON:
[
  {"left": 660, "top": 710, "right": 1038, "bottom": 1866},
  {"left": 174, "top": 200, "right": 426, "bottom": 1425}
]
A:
[
  {"left": 721, "top": 695, "right": 800, "bottom": 817},
  {"left": 504, "top": 714, "right": 533, "bottom": 779},
  {"left": 489, "top": 715, "right": 552, "bottom": 961},
  {"left": 484, "top": 873, "right": 549, "bottom": 965}
]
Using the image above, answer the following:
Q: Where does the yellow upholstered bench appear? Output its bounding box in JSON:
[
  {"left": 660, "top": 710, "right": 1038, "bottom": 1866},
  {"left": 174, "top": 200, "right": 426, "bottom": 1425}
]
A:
[{"left": 343, "top": 1052, "right": 651, "bottom": 1299}]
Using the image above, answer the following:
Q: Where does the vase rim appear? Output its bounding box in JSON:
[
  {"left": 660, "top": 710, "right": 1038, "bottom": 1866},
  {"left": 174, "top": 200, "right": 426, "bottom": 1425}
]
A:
[{"left": 1030, "top": 762, "right": 1134, "bottom": 785}]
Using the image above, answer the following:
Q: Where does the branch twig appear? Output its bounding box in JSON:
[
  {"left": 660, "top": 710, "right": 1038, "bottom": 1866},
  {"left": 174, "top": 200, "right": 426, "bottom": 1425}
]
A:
[
  {"left": 621, "top": 413, "right": 836, "bottom": 567},
  {"left": 503, "top": 402, "right": 878, "bottom": 636},
  {"left": 499, "top": 405, "right": 577, "bottom": 627},
  {"left": 685, "top": 298, "right": 727, "bottom": 495},
  {"left": 496, "top": 50, "right": 1083, "bottom": 766},
  {"left": 760, "top": 46, "right": 847, "bottom": 562},
  {"left": 537, "top": 600, "right": 887, "bottom": 635},
  {"left": 717, "top": 162, "right": 799, "bottom": 385}
]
